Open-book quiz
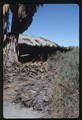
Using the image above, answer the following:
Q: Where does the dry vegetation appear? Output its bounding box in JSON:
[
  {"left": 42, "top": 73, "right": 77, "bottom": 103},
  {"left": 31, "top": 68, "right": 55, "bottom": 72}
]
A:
[{"left": 47, "top": 47, "right": 79, "bottom": 118}]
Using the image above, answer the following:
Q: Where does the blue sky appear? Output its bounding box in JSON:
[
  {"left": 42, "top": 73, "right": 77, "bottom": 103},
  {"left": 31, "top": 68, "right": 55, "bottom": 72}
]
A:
[{"left": 9, "top": 4, "right": 79, "bottom": 47}]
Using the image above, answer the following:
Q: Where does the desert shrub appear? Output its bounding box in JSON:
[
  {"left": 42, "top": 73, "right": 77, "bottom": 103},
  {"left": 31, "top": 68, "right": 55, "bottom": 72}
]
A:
[
  {"left": 48, "top": 47, "right": 79, "bottom": 91},
  {"left": 59, "top": 47, "right": 79, "bottom": 91},
  {"left": 56, "top": 47, "right": 79, "bottom": 118},
  {"left": 47, "top": 47, "right": 79, "bottom": 117},
  {"left": 47, "top": 50, "right": 65, "bottom": 70}
]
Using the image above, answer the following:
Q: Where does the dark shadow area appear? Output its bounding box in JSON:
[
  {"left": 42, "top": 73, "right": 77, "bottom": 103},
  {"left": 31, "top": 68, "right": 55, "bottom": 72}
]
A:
[{"left": 18, "top": 43, "right": 73, "bottom": 63}]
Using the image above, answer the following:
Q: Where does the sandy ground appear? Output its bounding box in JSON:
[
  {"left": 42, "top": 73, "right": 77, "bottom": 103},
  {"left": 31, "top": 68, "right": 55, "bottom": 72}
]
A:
[{"left": 3, "top": 102, "right": 46, "bottom": 118}]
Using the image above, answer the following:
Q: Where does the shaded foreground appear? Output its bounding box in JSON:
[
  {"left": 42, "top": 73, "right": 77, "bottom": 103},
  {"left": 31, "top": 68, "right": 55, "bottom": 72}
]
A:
[{"left": 3, "top": 47, "right": 79, "bottom": 118}]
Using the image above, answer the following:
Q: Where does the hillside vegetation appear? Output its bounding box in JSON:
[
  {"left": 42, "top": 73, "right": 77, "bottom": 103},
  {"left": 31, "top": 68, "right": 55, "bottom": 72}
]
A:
[{"left": 47, "top": 47, "right": 79, "bottom": 118}]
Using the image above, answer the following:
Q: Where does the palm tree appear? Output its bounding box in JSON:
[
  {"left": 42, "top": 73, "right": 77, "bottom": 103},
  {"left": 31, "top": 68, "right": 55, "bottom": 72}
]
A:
[{"left": 3, "top": 4, "right": 42, "bottom": 65}]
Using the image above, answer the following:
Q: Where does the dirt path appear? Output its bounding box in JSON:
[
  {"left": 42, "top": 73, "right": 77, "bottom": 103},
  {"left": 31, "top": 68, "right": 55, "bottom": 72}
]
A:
[{"left": 3, "top": 61, "right": 56, "bottom": 118}]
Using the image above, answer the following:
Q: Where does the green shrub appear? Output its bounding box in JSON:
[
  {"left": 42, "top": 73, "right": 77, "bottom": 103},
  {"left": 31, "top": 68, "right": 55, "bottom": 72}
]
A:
[
  {"left": 47, "top": 47, "right": 79, "bottom": 91},
  {"left": 47, "top": 47, "right": 79, "bottom": 117},
  {"left": 59, "top": 47, "right": 79, "bottom": 91}
]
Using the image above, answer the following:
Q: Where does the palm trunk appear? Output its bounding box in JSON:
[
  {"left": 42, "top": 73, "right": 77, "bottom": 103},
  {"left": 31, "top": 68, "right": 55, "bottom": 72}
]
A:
[{"left": 3, "top": 34, "right": 19, "bottom": 67}]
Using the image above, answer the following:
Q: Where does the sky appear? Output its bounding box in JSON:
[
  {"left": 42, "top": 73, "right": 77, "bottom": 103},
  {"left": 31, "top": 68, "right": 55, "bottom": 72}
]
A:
[{"left": 8, "top": 4, "right": 79, "bottom": 47}]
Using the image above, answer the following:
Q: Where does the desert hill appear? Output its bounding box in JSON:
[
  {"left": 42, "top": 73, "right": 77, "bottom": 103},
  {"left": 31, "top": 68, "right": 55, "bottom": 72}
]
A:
[{"left": 18, "top": 34, "right": 72, "bottom": 63}]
